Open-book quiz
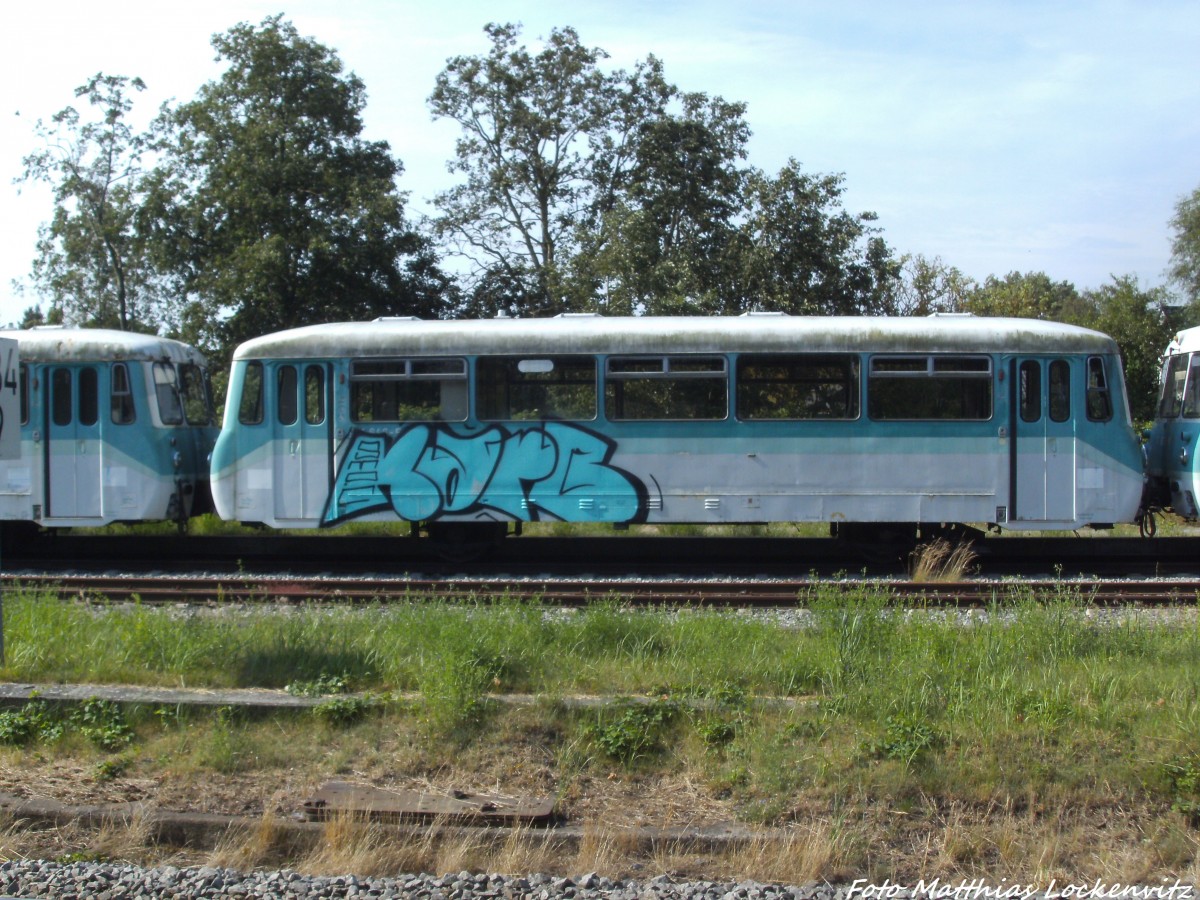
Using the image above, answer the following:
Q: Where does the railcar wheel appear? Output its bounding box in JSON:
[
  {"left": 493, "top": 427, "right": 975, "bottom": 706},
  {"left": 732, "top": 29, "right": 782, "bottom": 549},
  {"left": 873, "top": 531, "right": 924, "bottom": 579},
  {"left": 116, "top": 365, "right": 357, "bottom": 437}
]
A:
[{"left": 426, "top": 521, "right": 508, "bottom": 563}]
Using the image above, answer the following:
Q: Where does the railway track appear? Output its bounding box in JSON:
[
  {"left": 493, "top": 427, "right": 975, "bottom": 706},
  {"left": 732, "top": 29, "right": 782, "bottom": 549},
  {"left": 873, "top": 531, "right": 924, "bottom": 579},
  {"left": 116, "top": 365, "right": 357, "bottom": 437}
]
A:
[
  {"left": 5, "top": 572, "right": 1199, "bottom": 606},
  {"left": 4, "top": 531, "right": 1200, "bottom": 576}
]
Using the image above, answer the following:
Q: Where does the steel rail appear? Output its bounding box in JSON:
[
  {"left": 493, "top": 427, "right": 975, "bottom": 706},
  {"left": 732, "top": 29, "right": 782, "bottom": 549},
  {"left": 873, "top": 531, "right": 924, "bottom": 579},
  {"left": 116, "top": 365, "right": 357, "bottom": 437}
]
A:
[{"left": 5, "top": 573, "right": 1199, "bottom": 607}]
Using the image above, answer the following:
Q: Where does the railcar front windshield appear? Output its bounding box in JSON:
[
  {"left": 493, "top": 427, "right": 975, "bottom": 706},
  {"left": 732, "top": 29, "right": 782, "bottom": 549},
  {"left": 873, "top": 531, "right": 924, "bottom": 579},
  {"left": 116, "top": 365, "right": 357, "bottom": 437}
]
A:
[{"left": 154, "top": 361, "right": 216, "bottom": 426}]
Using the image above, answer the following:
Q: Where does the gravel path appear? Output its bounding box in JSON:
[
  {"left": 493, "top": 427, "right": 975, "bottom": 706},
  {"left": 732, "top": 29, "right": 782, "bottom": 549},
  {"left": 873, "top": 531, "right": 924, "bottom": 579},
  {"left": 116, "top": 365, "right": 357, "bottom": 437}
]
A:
[{"left": 0, "top": 860, "right": 842, "bottom": 899}]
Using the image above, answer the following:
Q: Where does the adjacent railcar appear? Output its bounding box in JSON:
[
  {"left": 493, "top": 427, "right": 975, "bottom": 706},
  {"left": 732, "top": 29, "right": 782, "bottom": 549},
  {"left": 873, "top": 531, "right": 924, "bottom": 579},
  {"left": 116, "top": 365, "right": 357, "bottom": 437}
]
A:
[
  {"left": 0, "top": 327, "right": 219, "bottom": 528},
  {"left": 1146, "top": 324, "right": 1200, "bottom": 518},
  {"left": 210, "top": 314, "right": 1145, "bottom": 541}
]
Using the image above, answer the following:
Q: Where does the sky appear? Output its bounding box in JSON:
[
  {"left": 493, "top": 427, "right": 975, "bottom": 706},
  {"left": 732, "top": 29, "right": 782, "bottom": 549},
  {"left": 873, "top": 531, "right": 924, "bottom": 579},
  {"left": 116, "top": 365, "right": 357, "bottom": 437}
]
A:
[{"left": 0, "top": 0, "right": 1197, "bottom": 326}]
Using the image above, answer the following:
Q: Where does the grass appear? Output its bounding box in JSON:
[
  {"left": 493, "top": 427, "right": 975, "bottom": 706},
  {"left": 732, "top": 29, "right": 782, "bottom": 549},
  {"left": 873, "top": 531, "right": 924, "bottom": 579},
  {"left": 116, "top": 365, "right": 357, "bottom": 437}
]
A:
[{"left": 0, "top": 585, "right": 1198, "bottom": 882}]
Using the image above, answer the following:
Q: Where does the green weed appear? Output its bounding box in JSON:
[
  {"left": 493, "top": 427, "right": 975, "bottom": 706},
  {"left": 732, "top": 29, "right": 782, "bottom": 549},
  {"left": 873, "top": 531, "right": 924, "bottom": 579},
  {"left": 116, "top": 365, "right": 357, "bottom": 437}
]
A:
[{"left": 584, "top": 698, "right": 680, "bottom": 766}]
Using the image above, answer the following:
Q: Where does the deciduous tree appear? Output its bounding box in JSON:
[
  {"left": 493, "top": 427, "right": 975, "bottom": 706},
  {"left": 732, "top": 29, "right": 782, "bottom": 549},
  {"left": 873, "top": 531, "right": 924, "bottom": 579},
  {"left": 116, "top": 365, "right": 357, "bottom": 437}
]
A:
[
  {"left": 144, "top": 15, "right": 449, "bottom": 355},
  {"left": 17, "top": 74, "right": 159, "bottom": 330},
  {"left": 430, "top": 23, "right": 672, "bottom": 314},
  {"left": 893, "top": 254, "right": 975, "bottom": 316},
  {"left": 1169, "top": 184, "right": 1200, "bottom": 307},
  {"left": 963, "top": 271, "right": 1083, "bottom": 321},
  {"left": 737, "top": 161, "right": 899, "bottom": 316},
  {"left": 1079, "top": 276, "right": 1176, "bottom": 424}
]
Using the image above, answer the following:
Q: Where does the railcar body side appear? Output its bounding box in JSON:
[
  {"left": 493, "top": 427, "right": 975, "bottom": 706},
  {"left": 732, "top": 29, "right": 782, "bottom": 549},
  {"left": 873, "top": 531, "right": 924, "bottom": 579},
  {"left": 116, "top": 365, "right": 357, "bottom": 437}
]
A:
[
  {"left": 0, "top": 327, "right": 219, "bottom": 527},
  {"left": 210, "top": 315, "right": 1145, "bottom": 534}
]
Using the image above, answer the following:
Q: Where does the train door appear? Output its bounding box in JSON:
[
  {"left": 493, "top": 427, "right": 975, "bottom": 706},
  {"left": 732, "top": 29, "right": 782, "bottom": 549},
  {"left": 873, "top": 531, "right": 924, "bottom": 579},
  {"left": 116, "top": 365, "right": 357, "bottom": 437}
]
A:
[
  {"left": 1011, "top": 357, "right": 1075, "bottom": 522},
  {"left": 46, "top": 365, "right": 103, "bottom": 519},
  {"left": 272, "top": 362, "right": 333, "bottom": 522}
]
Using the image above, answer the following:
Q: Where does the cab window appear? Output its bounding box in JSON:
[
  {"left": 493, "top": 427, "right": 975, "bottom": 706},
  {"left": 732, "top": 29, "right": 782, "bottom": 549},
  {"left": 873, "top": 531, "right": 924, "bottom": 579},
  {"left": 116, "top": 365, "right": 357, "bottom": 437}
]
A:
[
  {"left": 153, "top": 362, "right": 183, "bottom": 425},
  {"left": 111, "top": 363, "right": 135, "bottom": 424},
  {"left": 1086, "top": 356, "right": 1113, "bottom": 422},
  {"left": 238, "top": 362, "right": 264, "bottom": 426}
]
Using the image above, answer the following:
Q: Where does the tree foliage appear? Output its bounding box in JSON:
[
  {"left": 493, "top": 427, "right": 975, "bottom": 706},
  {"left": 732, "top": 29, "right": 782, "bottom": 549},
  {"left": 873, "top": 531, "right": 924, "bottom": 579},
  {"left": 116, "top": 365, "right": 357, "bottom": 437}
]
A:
[
  {"left": 893, "top": 255, "right": 975, "bottom": 316},
  {"left": 737, "top": 161, "right": 899, "bottom": 316},
  {"left": 577, "top": 91, "right": 751, "bottom": 314},
  {"left": 1169, "top": 184, "right": 1200, "bottom": 307},
  {"left": 432, "top": 23, "right": 898, "bottom": 317},
  {"left": 430, "top": 23, "right": 674, "bottom": 314},
  {"left": 17, "top": 74, "right": 159, "bottom": 330},
  {"left": 144, "top": 15, "right": 449, "bottom": 353},
  {"left": 962, "top": 270, "right": 1085, "bottom": 321},
  {"left": 1078, "top": 276, "right": 1178, "bottom": 424}
]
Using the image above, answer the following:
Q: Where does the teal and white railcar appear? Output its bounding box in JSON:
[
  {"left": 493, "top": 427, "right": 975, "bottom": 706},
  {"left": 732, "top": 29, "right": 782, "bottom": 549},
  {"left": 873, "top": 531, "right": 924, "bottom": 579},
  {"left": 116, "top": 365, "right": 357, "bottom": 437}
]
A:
[
  {"left": 0, "top": 327, "right": 219, "bottom": 528},
  {"left": 210, "top": 314, "right": 1145, "bottom": 541},
  {"left": 1146, "top": 325, "right": 1200, "bottom": 519}
]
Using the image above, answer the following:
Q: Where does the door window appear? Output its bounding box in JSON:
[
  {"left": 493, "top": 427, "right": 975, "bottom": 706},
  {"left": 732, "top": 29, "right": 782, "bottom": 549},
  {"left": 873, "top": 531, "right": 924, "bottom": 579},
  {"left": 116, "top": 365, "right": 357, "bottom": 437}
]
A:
[
  {"left": 51, "top": 369, "right": 72, "bottom": 426},
  {"left": 1019, "top": 360, "right": 1041, "bottom": 422},
  {"left": 305, "top": 366, "right": 325, "bottom": 425},
  {"left": 277, "top": 365, "right": 298, "bottom": 426},
  {"left": 78, "top": 368, "right": 98, "bottom": 427}
]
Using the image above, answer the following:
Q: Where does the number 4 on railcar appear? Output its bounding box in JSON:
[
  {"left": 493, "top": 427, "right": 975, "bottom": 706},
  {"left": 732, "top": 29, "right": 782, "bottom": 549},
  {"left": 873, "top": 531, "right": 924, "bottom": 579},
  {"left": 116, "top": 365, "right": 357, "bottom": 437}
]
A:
[
  {"left": 209, "top": 314, "right": 1145, "bottom": 548},
  {"left": 0, "top": 327, "right": 220, "bottom": 532}
]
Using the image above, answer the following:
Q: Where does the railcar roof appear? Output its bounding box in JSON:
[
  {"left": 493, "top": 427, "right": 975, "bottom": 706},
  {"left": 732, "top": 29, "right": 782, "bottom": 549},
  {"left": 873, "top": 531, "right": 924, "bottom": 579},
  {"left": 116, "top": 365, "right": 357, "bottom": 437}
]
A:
[
  {"left": 1166, "top": 325, "right": 1200, "bottom": 356},
  {"left": 231, "top": 314, "right": 1120, "bottom": 361},
  {"left": 0, "top": 327, "right": 208, "bottom": 365}
]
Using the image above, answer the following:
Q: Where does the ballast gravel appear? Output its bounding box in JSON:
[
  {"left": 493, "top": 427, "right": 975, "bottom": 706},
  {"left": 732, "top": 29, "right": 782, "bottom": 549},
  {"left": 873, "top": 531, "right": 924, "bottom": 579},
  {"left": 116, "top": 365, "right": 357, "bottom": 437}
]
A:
[{"left": 0, "top": 860, "right": 846, "bottom": 900}]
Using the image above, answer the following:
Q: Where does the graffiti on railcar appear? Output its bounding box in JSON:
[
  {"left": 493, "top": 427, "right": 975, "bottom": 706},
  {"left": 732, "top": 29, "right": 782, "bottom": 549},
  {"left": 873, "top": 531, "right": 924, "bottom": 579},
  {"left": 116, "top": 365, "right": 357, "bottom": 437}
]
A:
[{"left": 321, "top": 421, "right": 648, "bottom": 526}]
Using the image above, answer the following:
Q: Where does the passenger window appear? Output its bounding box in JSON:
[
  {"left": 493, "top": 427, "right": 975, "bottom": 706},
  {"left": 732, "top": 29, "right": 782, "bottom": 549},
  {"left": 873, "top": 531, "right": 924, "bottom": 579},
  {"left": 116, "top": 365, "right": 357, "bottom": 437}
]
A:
[
  {"left": 178, "top": 364, "right": 213, "bottom": 426},
  {"left": 350, "top": 358, "right": 467, "bottom": 422},
  {"left": 51, "top": 368, "right": 72, "bottom": 426},
  {"left": 1086, "top": 356, "right": 1113, "bottom": 422},
  {"left": 238, "top": 361, "right": 265, "bottom": 426},
  {"left": 868, "top": 355, "right": 992, "bottom": 420},
  {"left": 78, "top": 367, "right": 98, "bottom": 427},
  {"left": 1160, "top": 354, "right": 1189, "bottom": 418},
  {"left": 153, "top": 362, "right": 183, "bottom": 425},
  {"left": 604, "top": 356, "right": 728, "bottom": 421},
  {"left": 111, "top": 363, "right": 135, "bottom": 424},
  {"left": 1019, "top": 361, "right": 1041, "bottom": 423},
  {"left": 477, "top": 356, "right": 597, "bottom": 421},
  {"left": 305, "top": 366, "right": 325, "bottom": 425},
  {"left": 737, "top": 354, "right": 859, "bottom": 420},
  {"left": 1049, "top": 360, "right": 1071, "bottom": 422},
  {"left": 277, "top": 365, "right": 298, "bottom": 426}
]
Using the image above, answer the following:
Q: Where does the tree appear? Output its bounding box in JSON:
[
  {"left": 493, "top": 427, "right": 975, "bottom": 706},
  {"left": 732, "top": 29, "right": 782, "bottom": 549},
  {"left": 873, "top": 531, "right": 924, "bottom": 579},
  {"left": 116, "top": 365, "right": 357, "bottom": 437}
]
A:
[
  {"left": 430, "top": 23, "right": 670, "bottom": 314},
  {"left": 1169, "top": 185, "right": 1200, "bottom": 306},
  {"left": 737, "top": 161, "right": 900, "bottom": 315},
  {"left": 1079, "top": 276, "right": 1175, "bottom": 424},
  {"left": 433, "top": 24, "right": 900, "bottom": 319},
  {"left": 144, "top": 15, "right": 449, "bottom": 354},
  {"left": 893, "top": 255, "right": 975, "bottom": 316},
  {"left": 576, "top": 92, "right": 751, "bottom": 315},
  {"left": 963, "top": 271, "right": 1084, "bottom": 321},
  {"left": 17, "top": 74, "right": 159, "bottom": 330}
]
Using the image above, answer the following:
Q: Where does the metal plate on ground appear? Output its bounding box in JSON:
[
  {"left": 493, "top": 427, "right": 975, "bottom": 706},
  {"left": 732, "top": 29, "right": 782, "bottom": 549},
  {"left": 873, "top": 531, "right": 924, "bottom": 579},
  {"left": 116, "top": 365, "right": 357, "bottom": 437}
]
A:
[{"left": 302, "top": 781, "right": 556, "bottom": 825}]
